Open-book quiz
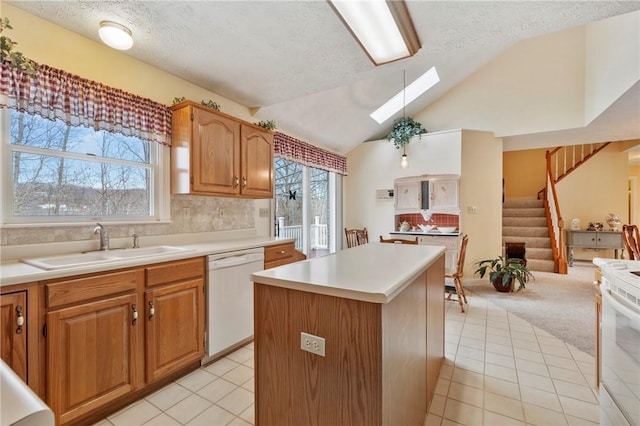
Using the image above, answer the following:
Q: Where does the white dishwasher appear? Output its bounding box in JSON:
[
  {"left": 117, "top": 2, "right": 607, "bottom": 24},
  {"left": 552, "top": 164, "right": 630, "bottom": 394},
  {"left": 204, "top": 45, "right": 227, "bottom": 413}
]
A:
[{"left": 204, "top": 247, "right": 264, "bottom": 363}]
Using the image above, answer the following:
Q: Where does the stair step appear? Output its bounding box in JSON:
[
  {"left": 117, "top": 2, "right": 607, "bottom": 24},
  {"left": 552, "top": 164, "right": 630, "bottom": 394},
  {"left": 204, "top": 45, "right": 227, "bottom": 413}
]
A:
[
  {"left": 503, "top": 217, "right": 548, "bottom": 227},
  {"left": 527, "top": 259, "right": 556, "bottom": 273},
  {"left": 502, "top": 237, "right": 551, "bottom": 249},
  {"left": 503, "top": 207, "right": 546, "bottom": 217},
  {"left": 503, "top": 199, "right": 544, "bottom": 208},
  {"left": 524, "top": 247, "right": 554, "bottom": 261},
  {"left": 503, "top": 226, "right": 550, "bottom": 238}
]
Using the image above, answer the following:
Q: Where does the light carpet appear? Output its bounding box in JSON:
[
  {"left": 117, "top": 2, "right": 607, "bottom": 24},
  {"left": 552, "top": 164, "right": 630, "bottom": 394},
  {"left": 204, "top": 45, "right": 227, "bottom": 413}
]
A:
[{"left": 464, "top": 261, "right": 597, "bottom": 355}]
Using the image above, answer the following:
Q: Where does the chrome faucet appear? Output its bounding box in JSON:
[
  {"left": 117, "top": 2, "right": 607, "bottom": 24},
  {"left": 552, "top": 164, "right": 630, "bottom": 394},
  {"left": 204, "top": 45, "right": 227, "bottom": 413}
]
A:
[{"left": 93, "top": 223, "right": 109, "bottom": 251}]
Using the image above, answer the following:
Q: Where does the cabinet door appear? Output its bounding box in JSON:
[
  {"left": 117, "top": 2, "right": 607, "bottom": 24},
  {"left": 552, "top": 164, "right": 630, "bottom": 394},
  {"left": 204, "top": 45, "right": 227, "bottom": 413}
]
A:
[
  {"left": 145, "top": 278, "right": 204, "bottom": 382},
  {"left": 431, "top": 178, "right": 459, "bottom": 211},
  {"left": 596, "top": 232, "right": 623, "bottom": 248},
  {"left": 0, "top": 291, "right": 27, "bottom": 382},
  {"left": 395, "top": 180, "right": 421, "bottom": 210},
  {"left": 571, "top": 231, "right": 597, "bottom": 247},
  {"left": 240, "top": 125, "right": 274, "bottom": 198},
  {"left": 47, "top": 293, "right": 139, "bottom": 425},
  {"left": 192, "top": 107, "right": 241, "bottom": 195}
]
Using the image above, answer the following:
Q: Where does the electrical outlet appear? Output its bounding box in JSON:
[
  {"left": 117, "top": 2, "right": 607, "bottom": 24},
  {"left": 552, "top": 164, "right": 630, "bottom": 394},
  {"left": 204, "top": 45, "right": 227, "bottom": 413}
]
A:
[
  {"left": 300, "top": 332, "right": 325, "bottom": 357},
  {"left": 182, "top": 207, "right": 190, "bottom": 221}
]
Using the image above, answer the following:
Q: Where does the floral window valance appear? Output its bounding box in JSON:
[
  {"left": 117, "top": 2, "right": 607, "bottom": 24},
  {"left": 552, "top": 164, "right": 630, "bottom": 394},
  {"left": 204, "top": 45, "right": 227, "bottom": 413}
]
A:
[
  {"left": 0, "top": 62, "right": 172, "bottom": 146},
  {"left": 274, "top": 132, "right": 347, "bottom": 175}
]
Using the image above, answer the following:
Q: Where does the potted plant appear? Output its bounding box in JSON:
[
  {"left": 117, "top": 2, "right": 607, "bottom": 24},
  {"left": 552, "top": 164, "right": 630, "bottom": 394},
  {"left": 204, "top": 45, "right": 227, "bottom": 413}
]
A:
[
  {"left": 386, "top": 117, "right": 426, "bottom": 149},
  {"left": 474, "top": 256, "right": 534, "bottom": 292}
]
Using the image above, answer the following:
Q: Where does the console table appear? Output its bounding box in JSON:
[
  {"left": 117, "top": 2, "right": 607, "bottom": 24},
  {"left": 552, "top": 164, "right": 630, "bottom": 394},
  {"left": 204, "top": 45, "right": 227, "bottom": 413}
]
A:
[{"left": 566, "top": 230, "right": 624, "bottom": 266}]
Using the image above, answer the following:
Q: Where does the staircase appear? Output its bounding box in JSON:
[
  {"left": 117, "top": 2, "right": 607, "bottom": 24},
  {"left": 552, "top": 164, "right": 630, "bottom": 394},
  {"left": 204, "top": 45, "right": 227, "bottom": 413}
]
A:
[{"left": 503, "top": 198, "right": 555, "bottom": 273}]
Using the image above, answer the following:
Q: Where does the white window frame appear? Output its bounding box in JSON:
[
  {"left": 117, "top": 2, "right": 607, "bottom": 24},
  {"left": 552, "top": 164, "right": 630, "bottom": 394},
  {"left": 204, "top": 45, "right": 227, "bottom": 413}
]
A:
[{"left": 1, "top": 108, "right": 169, "bottom": 226}]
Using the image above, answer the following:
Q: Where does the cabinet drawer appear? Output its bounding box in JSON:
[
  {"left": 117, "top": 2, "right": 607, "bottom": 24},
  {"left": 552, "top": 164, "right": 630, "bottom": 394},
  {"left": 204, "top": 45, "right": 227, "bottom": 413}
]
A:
[
  {"left": 265, "top": 242, "right": 296, "bottom": 262},
  {"left": 45, "top": 270, "right": 139, "bottom": 309},
  {"left": 146, "top": 257, "right": 205, "bottom": 287}
]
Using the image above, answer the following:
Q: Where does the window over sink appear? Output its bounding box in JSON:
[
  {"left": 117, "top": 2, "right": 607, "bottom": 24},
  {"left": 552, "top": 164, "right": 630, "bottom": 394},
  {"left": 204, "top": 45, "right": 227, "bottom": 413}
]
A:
[{"left": 1, "top": 109, "right": 165, "bottom": 224}]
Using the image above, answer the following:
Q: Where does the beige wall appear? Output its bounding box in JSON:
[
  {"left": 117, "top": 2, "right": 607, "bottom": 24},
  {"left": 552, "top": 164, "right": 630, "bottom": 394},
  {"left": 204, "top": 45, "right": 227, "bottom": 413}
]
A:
[
  {"left": 629, "top": 163, "right": 640, "bottom": 224},
  {"left": 557, "top": 141, "right": 637, "bottom": 261},
  {"left": 1, "top": 4, "right": 274, "bottom": 248},
  {"left": 459, "top": 130, "right": 503, "bottom": 272},
  {"left": 413, "top": 25, "right": 586, "bottom": 136},
  {"left": 503, "top": 148, "right": 548, "bottom": 199}
]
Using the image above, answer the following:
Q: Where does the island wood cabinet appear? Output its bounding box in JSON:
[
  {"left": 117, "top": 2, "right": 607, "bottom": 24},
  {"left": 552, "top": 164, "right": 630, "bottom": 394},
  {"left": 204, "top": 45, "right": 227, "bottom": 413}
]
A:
[
  {"left": 144, "top": 258, "right": 205, "bottom": 382},
  {"left": 170, "top": 100, "right": 274, "bottom": 198},
  {"left": 0, "top": 290, "right": 28, "bottom": 383},
  {"left": 43, "top": 269, "right": 144, "bottom": 426}
]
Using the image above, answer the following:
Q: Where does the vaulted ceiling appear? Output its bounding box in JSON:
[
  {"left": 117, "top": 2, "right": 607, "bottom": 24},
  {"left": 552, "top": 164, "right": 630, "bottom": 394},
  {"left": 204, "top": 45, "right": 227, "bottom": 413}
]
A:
[{"left": 6, "top": 1, "right": 640, "bottom": 154}]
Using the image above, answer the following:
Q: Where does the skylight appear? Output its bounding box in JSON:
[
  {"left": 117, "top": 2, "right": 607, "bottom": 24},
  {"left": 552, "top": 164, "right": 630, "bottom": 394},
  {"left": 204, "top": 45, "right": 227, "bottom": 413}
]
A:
[{"left": 370, "top": 67, "right": 440, "bottom": 124}]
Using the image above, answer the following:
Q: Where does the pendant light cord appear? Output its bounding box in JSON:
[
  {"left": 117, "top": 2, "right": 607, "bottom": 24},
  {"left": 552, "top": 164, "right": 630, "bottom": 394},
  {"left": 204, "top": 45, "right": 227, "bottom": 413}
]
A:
[{"left": 403, "top": 70, "right": 406, "bottom": 156}]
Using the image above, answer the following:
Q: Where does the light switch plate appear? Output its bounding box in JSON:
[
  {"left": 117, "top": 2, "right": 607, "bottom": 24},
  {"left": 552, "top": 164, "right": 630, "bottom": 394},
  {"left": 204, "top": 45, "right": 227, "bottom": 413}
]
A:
[{"left": 259, "top": 208, "right": 269, "bottom": 217}]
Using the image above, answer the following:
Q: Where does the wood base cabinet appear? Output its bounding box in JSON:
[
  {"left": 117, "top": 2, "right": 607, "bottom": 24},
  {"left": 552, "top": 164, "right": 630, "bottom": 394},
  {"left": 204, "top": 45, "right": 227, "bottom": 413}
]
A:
[
  {"left": 145, "top": 258, "right": 205, "bottom": 382},
  {"left": 40, "top": 257, "right": 205, "bottom": 425},
  {"left": 44, "top": 269, "right": 143, "bottom": 426},
  {"left": 0, "top": 290, "right": 28, "bottom": 382}
]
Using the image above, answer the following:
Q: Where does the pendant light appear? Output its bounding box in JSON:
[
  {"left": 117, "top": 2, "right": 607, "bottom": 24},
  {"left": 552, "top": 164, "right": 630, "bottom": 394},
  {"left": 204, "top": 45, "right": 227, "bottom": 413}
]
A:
[{"left": 400, "top": 70, "right": 409, "bottom": 169}]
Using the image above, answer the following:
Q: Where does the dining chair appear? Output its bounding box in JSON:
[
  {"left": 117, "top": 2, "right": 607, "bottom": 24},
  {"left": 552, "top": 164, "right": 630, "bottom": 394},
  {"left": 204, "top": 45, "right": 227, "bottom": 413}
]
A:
[
  {"left": 622, "top": 224, "right": 640, "bottom": 260},
  {"left": 445, "top": 234, "right": 468, "bottom": 312},
  {"left": 345, "top": 228, "right": 369, "bottom": 248},
  {"left": 379, "top": 236, "right": 419, "bottom": 245}
]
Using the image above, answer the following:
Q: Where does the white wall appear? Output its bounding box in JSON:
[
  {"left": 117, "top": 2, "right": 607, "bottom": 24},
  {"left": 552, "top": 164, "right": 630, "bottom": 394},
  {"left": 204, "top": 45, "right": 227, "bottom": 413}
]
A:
[
  {"left": 585, "top": 11, "right": 640, "bottom": 124},
  {"left": 344, "top": 130, "right": 462, "bottom": 244},
  {"left": 345, "top": 129, "right": 502, "bottom": 274}
]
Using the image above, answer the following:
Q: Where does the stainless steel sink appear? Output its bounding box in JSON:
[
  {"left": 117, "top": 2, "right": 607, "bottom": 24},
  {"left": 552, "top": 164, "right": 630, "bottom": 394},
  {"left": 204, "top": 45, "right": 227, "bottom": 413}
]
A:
[{"left": 21, "top": 246, "right": 193, "bottom": 270}]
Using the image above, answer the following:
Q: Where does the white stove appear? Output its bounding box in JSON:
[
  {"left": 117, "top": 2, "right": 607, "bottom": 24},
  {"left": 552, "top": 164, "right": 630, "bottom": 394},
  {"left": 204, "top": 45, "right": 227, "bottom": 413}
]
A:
[
  {"left": 595, "top": 259, "right": 640, "bottom": 310},
  {"left": 594, "top": 258, "right": 640, "bottom": 426}
]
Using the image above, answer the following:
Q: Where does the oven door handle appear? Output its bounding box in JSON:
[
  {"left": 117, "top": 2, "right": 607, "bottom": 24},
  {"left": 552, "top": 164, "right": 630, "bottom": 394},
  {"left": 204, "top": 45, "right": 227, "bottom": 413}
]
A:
[{"left": 602, "top": 288, "right": 640, "bottom": 323}]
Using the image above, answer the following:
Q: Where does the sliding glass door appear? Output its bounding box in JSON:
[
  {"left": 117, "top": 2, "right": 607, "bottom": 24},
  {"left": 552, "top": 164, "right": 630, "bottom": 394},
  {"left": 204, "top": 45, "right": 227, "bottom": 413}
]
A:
[{"left": 274, "top": 158, "right": 339, "bottom": 258}]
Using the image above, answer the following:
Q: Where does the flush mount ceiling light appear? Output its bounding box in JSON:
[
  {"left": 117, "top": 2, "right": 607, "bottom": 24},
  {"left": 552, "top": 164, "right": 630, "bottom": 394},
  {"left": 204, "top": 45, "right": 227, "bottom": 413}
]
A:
[
  {"left": 328, "top": 0, "right": 420, "bottom": 66},
  {"left": 370, "top": 66, "right": 440, "bottom": 124},
  {"left": 98, "top": 21, "right": 133, "bottom": 51}
]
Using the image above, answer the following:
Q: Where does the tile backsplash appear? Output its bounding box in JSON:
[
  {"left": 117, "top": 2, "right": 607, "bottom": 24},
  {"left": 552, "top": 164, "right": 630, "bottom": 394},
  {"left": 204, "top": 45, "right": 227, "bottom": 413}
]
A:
[
  {"left": 394, "top": 213, "right": 459, "bottom": 231},
  {"left": 1, "top": 195, "right": 255, "bottom": 247}
]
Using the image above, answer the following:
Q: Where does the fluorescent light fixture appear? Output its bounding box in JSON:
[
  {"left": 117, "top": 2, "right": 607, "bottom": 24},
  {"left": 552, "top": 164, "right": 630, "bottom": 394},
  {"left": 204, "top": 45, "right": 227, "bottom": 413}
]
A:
[
  {"left": 370, "top": 67, "right": 440, "bottom": 124},
  {"left": 98, "top": 21, "right": 133, "bottom": 51},
  {"left": 329, "top": 0, "right": 420, "bottom": 65}
]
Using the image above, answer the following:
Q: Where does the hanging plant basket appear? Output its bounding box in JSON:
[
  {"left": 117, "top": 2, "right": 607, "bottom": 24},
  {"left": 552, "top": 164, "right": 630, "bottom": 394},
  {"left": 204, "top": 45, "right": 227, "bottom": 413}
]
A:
[{"left": 386, "top": 117, "right": 426, "bottom": 149}]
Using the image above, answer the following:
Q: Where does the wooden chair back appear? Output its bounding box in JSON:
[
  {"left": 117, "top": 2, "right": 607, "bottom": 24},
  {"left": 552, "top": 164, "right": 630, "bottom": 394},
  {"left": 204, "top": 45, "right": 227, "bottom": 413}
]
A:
[
  {"left": 453, "top": 234, "right": 469, "bottom": 278},
  {"left": 345, "top": 228, "right": 369, "bottom": 248},
  {"left": 379, "top": 236, "right": 419, "bottom": 245},
  {"left": 622, "top": 224, "right": 640, "bottom": 260},
  {"left": 445, "top": 234, "right": 469, "bottom": 312}
]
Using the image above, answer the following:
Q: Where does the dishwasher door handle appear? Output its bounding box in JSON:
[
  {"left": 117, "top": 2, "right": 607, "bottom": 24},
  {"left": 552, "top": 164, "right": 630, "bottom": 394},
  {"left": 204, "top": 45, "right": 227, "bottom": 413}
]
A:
[{"left": 211, "top": 255, "right": 262, "bottom": 269}]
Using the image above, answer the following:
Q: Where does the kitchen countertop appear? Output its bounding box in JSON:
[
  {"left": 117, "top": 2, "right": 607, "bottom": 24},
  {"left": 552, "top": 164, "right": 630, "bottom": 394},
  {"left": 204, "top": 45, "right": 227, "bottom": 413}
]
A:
[
  {"left": 251, "top": 242, "right": 445, "bottom": 304},
  {"left": 0, "top": 237, "right": 294, "bottom": 287}
]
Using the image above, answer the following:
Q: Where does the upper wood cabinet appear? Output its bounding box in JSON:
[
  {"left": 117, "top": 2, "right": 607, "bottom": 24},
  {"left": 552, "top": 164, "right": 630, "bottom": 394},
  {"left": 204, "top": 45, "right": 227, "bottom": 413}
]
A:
[{"left": 171, "top": 101, "right": 274, "bottom": 198}]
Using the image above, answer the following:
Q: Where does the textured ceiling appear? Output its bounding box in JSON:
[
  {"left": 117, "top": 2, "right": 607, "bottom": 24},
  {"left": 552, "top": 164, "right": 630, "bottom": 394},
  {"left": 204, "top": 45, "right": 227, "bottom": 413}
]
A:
[{"left": 7, "top": 1, "right": 640, "bottom": 154}]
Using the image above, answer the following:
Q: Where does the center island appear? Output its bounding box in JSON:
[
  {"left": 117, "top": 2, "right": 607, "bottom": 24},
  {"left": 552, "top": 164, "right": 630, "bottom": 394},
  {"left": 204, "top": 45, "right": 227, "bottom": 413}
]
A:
[{"left": 251, "top": 242, "right": 446, "bottom": 426}]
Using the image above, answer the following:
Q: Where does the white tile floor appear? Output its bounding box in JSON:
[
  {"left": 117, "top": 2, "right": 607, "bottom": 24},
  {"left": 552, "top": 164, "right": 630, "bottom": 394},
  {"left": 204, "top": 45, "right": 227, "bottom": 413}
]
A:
[{"left": 94, "top": 297, "right": 599, "bottom": 426}]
